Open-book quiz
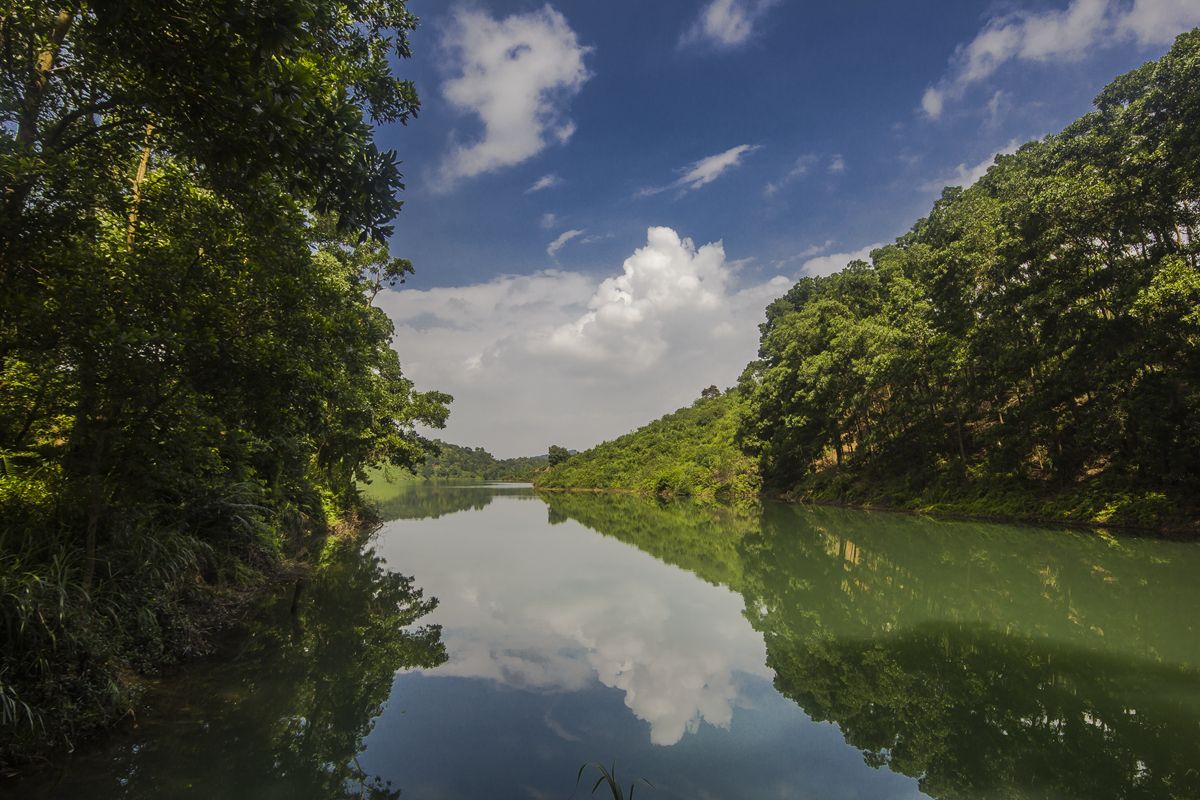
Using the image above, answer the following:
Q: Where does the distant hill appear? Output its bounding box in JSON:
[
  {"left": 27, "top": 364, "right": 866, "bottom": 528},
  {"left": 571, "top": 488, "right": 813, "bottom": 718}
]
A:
[
  {"left": 373, "top": 439, "right": 549, "bottom": 482},
  {"left": 534, "top": 389, "right": 759, "bottom": 498}
]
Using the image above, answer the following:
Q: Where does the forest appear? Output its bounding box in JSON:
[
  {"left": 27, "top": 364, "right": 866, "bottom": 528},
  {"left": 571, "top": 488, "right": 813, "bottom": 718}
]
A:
[
  {"left": 368, "top": 439, "right": 549, "bottom": 482},
  {"left": 540, "top": 31, "right": 1200, "bottom": 530},
  {"left": 0, "top": 0, "right": 446, "bottom": 764}
]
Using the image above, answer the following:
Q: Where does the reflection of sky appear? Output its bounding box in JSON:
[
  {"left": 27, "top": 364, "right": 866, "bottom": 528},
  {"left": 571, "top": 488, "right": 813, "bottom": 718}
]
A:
[
  {"left": 374, "top": 495, "right": 769, "bottom": 745},
  {"left": 366, "top": 493, "right": 927, "bottom": 799}
]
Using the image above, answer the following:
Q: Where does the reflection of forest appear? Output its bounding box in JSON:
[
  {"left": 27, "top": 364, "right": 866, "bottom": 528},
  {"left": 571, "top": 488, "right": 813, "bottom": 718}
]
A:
[
  {"left": 542, "top": 494, "right": 1200, "bottom": 800},
  {"left": 368, "top": 480, "right": 535, "bottom": 522},
  {"left": 25, "top": 538, "right": 446, "bottom": 800}
]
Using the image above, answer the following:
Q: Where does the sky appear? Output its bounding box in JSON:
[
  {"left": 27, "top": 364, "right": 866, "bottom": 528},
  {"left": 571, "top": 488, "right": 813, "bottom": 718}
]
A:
[{"left": 372, "top": 0, "right": 1200, "bottom": 457}]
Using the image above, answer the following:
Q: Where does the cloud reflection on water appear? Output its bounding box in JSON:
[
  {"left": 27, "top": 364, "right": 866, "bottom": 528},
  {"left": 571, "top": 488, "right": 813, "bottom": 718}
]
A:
[{"left": 375, "top": 496, "right": 770, "bottom": 746}]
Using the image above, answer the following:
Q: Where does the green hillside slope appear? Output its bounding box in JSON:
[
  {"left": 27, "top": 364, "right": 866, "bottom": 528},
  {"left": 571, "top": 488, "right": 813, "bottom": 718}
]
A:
[{"left": 534, "top": 389, "right": 759, "bottom": 498}]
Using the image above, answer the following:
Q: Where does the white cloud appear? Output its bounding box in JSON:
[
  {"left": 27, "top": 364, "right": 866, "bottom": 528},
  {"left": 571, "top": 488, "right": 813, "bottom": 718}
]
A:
[
  {"left": 801, "top": 242, "right": 886, "bottom": 277},
  {"left": 763, "top": 154, "right": 817, "bottom": 196},
  {"left": 919, "top": 139, "right": 1021, "bottom": 191},
  {"left": 828, "top": 154, "right": 846, "bottom": 174},
  {"left": 527, "top": 173, "right": 563, "bottom": 193},
  {"left": 682, "top": 0, "right": 781, "bottom": 49},
  {"left": 770, "top": 240, "right": 833, "bottom": 270},
  {"left": 438, "top": 6, "right": 591, "bottom": 184},
  {"left": 547, "top": 228, "right": 584, "bottom": 257},
  {"left": 376, "top": 227, "right": 791, "bottom": 456},
  {"left": 799, "top": 240, "right": 834, "bottom": 258},
  {"left": 922, "top": 0, "right": 1200, "bottom": 118},
  {"left": 540, "top": 212, "right": 560, "bottom": 230},
  {"left": 638, "top": 144, "right": 760, "bottom": 197},
  {"left": 1121, "top": 0, "right": 1200, "bottom": 45}
]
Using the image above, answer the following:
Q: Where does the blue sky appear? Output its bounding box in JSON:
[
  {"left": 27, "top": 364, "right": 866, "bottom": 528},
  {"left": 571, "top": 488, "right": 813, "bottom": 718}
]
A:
[{"left": 371, "top": 0, "right": 1200, "bottom": 456}]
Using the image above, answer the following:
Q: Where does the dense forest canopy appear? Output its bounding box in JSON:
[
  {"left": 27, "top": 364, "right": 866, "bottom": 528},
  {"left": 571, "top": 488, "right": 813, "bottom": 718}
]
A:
[
  {"left": 369, "top": 439, "right": 549, "bottom": 482},
  {"left": 1, "top": 0, "right": 446, "bottom": 763},
  {"left": 738, "top": 30, "right": 1200, "bottom": 525}
]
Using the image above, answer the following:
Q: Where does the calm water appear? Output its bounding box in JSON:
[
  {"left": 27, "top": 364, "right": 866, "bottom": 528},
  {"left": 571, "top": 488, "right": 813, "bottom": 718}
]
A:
[{"left": 12, "top": 482, "right": 1200, "bottom": 799}]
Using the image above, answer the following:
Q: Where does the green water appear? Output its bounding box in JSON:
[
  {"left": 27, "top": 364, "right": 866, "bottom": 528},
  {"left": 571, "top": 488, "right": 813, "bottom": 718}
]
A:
[{"left": 13, "top": 483, "right": 1200, "bottom": 799}]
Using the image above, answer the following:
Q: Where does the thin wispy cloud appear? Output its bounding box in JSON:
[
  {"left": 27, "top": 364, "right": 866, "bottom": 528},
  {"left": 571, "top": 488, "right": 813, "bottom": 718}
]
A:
[
  {"left": 540, "top": 212, "right": 560, "bottom": 230},
  {"left": 681, "top": 0, "right": 781, "bottom": 49},
  {"left": 637, "top": 144, "right": 760, "bottom": 198},
  {"left": 763, "top": 153, "right": 817, "bottom": 196},
  {"left": 828, "top": 154, "right": 846, "bottom": 174},
  {"left": 527, "top": 174, "right": 563, "bottom": 193},
  {"left": 437, "top": 6, "right": 591, "bottom": 187},
  {"left": 770, "top": 240, "right": 833, "bottom": 269},
  {"left": 919, "top": 139, "right": 1021, "bottom": 192},
  {"left": 547, "top": 228, "right": 585, "bottom": 257},
  {"left": 801, "top": 242, "right": 886, "bottom": 277},
  {"left": 921, "top": 0, "right": 1200, "bottom": 119}
]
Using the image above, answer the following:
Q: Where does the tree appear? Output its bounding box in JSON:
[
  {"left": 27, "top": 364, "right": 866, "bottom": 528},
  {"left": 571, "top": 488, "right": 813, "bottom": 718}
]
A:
[
  {"left": 548, "top": 445, "right": 571, "bottom": 467},
  {"left": 0, "top": 0, "right": 449, "bottom": 762}
]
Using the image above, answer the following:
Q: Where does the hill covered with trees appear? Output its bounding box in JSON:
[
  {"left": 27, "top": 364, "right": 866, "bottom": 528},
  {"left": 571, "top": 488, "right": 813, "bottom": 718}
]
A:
[
  {"left": 540, "top": 31, "right": 1200, "bottom": 530},
  {"left": 535, "top": 388, "right": 759, "bottom": 498},
  {"left": 365, "top": 439, "right": 549, "bottom": 482}
]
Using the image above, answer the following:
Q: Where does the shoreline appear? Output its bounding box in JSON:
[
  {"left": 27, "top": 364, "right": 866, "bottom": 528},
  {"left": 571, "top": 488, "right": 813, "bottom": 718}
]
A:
[{"left": 531, "top": 483, "right": 1199, "bottom": 538}]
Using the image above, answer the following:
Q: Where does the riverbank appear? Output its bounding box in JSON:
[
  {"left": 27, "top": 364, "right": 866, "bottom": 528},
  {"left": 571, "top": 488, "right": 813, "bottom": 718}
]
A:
[
  {"left": 533, "top": 476, "right": 1198, "bottom": 536},
  {"left": 777, "top": 468, "right": 1199, "bottom": 536}
]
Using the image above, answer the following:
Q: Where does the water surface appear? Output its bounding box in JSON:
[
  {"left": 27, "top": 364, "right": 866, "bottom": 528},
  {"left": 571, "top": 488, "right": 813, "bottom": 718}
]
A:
[{"left": 14, "top": 482, "right": 1200, "bottom": 799}]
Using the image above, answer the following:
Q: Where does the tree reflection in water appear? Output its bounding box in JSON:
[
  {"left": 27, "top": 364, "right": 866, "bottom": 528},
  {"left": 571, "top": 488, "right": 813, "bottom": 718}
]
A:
[
  {"left": 25, "top": 535, "right": 446, "bottom": 800},
  {"left": 543, "top": 493, "right": 1200, "bottom": 800}
]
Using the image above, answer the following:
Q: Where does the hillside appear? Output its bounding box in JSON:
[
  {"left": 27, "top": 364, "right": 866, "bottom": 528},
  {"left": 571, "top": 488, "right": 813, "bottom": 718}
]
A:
[
  {"left": 373, "top": 439, "right": 548, "bottom": 482},
  {"left": 534, "top": 389, "right": 759, "bottom": 498},
  {"left": 737, "top": 32, "right": 1200, "bottom": 530}
]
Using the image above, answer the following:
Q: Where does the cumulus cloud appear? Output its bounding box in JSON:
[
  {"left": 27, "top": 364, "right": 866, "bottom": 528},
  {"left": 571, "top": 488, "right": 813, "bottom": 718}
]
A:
[
  {"left": 682, "top": 0, "right": 781, "bottom": 49},
  {"left": 438, "top": 6, "right": 591, "bottom": 185},
  {"left": 376, "top": 227, "right": 791, "bottom": 456},
  {"left": 922, "top": 0, "right": 1200, "bottom": 119},
  {"left": 801, "top": 242, "right": 886, "bottom": 277},
  {"left": 547, "top": 228, "right": 584, "bottom": 257},
  {"left": 527, "top": 173, "right": 563, "bottom": 193},
  {"left": 379, "top": 498, "right": 772, "bottom": 746},
  {"left": 638, "top": 144, "right": 760, "bottom": 197},
  {"left": 919, "top": 139, "right": 1021, "bottom": 192},
  {"left": 542, "top": 227, "right": 731, "bottom": 371}
]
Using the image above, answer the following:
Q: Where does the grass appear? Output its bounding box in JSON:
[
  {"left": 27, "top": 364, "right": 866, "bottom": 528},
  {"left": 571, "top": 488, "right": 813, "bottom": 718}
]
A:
[{"left": 576, "top": 761, "right": 652, "bottom": 799}]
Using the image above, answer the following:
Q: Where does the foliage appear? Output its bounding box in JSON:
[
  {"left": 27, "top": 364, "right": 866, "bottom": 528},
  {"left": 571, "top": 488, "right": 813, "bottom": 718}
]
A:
[
  {"left": 0, "top": 0, "right": 446, "bottom": 765},
  {"left": 535, "top": 390, "right": 760, "bottom": 498},
  {"left": 362, "top": 440, "right": 549, "bottom": 482},
  {"left": 739, "top": 32, "right": 1200, "bottom": 528}
]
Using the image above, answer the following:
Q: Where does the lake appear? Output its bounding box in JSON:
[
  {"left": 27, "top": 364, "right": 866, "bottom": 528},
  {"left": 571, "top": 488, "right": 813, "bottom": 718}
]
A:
[{"left": 13, "top": 481, "right": 1200, "bottom": 799}]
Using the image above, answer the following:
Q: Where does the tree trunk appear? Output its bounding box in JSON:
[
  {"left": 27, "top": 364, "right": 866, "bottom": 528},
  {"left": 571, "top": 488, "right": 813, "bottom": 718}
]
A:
[
  {"left": 5, "top": 7, "right": 75, "bottom": 221},
  {"left": 16, "top": 7, "right": 74, "bottom": 150},
  {"left": 125, "top": 121, "right": 156, "bottom": 251}
]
